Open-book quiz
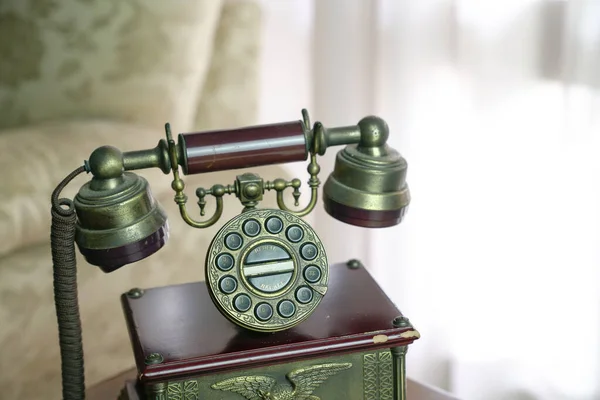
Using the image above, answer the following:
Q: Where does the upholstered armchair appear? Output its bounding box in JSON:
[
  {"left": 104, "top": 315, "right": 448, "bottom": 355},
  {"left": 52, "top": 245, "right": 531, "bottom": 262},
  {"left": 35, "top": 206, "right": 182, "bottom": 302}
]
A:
[{"left": 0, "top": 1, "right": 290, "bottom": 398}]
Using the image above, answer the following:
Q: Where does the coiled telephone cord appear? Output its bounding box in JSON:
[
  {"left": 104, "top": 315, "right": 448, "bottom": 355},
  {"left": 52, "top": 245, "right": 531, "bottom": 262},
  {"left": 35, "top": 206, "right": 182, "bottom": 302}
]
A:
[{"left": 50, "top": 166, "right": 86, "bottom": 400}]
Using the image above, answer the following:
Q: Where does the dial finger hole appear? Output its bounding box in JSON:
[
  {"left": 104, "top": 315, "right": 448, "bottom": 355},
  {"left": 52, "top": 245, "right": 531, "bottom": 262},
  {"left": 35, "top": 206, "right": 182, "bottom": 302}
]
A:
[
  {"left": 219, "top": 276, "right": 238, "bottom": 294},
  {"left": 215, "top": 253, "right": 235, "bottom": 271},
  {"left": 300, "top": 243, "right": 318, "bottom": 261},
  {"left": 303, "top": 265, "right": 321, "bottom": 283},
  {"left": 243, "top": 219, "right": 261, "bottom": 237},
  {"left": 277, "top": 300, "right": 296, "bottom": 318},
  {"left": 295, "top": 286, "right": 313, "bottom": 304},
  {"left": 255, "top": 302, "right": 274, "bottom": 321},
  {"left": 225, "top": 233, "right": 243, "bottom": 250},
  {"left": 286, "top": 225, "right": 304, "bottom": 243},
  {"left": 265, "top": 216, "right": 284, "bottom": 234},
  {"left": 233, "top": 294, "right": 252, "bottom": 312}
]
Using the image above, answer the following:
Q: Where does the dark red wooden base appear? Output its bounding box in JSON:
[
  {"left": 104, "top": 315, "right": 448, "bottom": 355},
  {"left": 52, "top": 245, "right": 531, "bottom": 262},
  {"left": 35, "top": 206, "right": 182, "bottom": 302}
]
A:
[{"left": 120, "top": 261, "right": 419, "bottom": 398}]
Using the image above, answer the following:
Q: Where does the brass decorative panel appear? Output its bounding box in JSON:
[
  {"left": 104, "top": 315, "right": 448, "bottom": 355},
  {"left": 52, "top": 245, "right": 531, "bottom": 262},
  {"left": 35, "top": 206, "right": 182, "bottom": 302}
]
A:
[
  {"left": 211, "top": 362, "right": 352, "bottom": 399},
  {"left": 363, "top": 351, "right": 393, "bottom": 400},
  {"left": 143, "top": 351, "right": 402, "bottom": 400},
  {"left": 167, "top": 380, "right": 199, "bottom": 400}
]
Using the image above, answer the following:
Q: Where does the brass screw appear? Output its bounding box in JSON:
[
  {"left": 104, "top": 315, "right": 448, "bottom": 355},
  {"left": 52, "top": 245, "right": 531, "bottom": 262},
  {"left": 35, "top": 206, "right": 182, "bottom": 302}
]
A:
[
  {"left": 145, "top": 352, "right": 164, "bottom": 365},
  {"left": 346, "top": 259, "right": 362, "bottom": 269},
  {"left": 127, "top": 288, "right": 144, "bottom": 299},
  {"left": 393, "top": 316, "right": 410, "bottom": 328}
]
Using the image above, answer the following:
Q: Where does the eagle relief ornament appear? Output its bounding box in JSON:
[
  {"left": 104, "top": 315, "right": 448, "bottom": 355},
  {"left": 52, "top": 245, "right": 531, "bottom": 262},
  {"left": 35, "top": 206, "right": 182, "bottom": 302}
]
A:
[{"left": 211, "top": 363, "right": 352, "bottom": 399}]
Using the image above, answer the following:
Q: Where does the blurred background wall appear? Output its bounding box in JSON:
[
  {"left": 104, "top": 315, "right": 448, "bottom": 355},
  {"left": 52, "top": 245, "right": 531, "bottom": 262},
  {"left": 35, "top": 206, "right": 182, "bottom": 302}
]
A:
[{"left": 257, "top": 1, "right": 600, "bottom": 399}]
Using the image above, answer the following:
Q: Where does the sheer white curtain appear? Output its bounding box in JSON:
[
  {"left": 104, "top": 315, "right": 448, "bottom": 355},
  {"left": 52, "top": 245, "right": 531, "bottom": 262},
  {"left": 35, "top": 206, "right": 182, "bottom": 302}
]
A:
[{"left": 258, "top": 1, "right": 600, "bottom": 398}]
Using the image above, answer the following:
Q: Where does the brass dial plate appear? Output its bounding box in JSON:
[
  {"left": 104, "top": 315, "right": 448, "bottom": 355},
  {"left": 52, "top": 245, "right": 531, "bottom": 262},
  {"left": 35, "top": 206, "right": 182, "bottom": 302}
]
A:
[{"left": 205, "top": 209, "right": 328, "bottom": 332}]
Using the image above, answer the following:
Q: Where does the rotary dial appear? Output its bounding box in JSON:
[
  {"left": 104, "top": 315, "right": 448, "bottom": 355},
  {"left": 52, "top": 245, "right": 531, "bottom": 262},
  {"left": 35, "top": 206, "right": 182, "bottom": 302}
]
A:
[{"left": 205, "top": 209, "right": 328, "bottom": 332}]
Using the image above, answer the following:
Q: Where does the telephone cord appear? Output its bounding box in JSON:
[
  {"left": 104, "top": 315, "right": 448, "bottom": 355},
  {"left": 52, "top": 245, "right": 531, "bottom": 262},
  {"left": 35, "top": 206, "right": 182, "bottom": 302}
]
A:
[{"left": 51, "top": 165, "right": 86, "bottom": 400}]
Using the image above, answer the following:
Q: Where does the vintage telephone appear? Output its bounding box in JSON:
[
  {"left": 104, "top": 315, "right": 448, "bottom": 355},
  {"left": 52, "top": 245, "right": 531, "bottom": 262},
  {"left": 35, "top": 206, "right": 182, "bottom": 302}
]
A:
[{"left": 50, "top": 109, "right": 412, "bottom": 399}]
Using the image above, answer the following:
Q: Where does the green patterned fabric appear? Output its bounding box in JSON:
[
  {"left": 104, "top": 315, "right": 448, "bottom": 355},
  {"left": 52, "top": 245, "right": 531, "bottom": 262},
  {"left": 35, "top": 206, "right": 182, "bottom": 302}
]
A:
[{"left": 0, "top": 0, "right": 222, "bottom": 132}]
